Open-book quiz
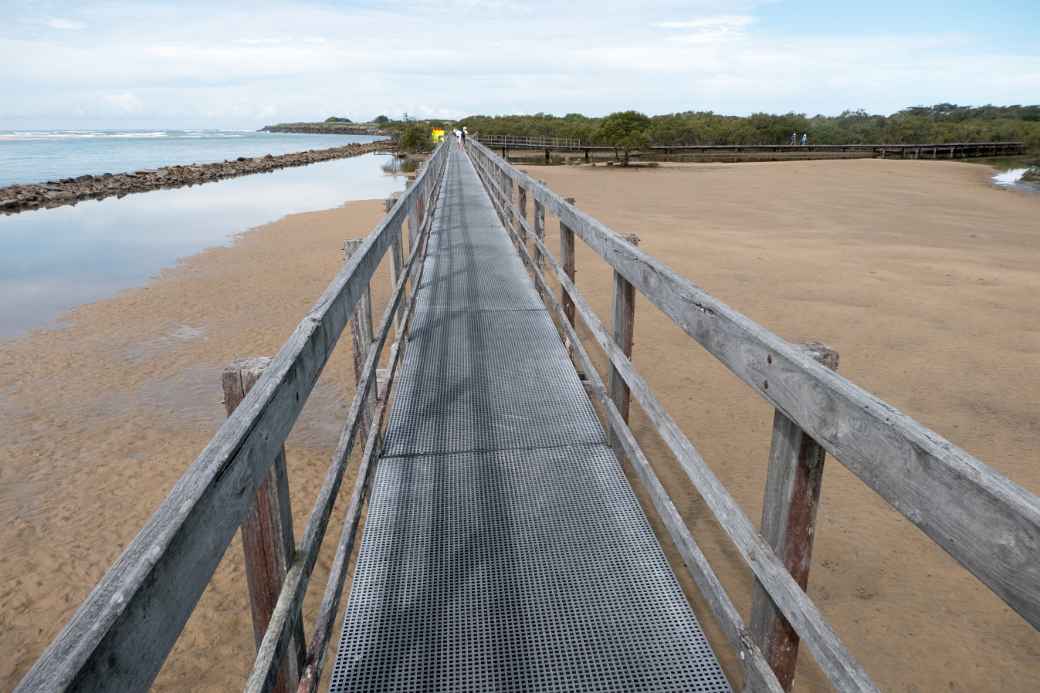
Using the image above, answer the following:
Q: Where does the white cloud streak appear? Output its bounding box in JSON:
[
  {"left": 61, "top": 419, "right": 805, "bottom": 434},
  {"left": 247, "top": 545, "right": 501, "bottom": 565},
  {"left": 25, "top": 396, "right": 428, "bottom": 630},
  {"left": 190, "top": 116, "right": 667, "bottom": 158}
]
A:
[{"left": 45, "top": 18, "right": 86, "bottom": 30}]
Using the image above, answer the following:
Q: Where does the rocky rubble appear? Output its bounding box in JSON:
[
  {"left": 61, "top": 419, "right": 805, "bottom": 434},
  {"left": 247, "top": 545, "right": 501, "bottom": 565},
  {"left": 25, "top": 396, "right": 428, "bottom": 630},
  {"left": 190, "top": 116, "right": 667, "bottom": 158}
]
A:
[{"left": 0, "top": 140, "right": 394, "bottom": 215}]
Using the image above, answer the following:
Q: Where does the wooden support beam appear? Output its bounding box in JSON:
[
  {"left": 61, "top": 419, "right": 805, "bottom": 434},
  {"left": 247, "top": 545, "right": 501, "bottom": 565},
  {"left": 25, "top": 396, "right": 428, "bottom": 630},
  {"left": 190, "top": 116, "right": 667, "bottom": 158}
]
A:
[
  {"left": 749, "top": 343, "right": 839, "bottom": 691},
  {"left": 533, "top": 195, "right": 545, "bottom": 270},
  {"left": 402, "top": 181, "right": 418, "bottom": 252},
  {"left": 222, "top": 358, "right": 303, "bottom": 693},
  {"left": 517, "top": 185, "right": 528, "bottom": 245},
  {"left": 560, "top": 197, "right": 577, "bottom": 328},
  {"left": 503, "top": 173, "right": 515, "bottom": 236},
  {"left": 344, "top": 239, "right": 377, "bottom": 440},
  {"left": 388, "top": 223, "right": 406, "bottom": 340},
  {"left": 608, "top": 233, "right": 640, "bottom": 457}
]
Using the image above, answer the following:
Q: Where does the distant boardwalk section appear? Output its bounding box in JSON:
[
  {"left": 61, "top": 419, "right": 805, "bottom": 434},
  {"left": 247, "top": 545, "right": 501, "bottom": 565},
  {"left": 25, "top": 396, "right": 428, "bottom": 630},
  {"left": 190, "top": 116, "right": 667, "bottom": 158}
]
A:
[{"left": 477, "top": 134, "right": 1026, "bottom": 162}]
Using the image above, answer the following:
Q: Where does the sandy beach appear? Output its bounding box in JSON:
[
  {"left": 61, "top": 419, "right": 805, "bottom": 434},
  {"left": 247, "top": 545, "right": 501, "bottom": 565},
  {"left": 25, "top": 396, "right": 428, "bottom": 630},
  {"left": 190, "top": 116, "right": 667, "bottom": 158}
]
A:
[
  {"left": 0, "top": 197, "right": 392, "bottom": 690},
  {"left": 2, "top": 157, "right": 1038, "bottom": 691}
]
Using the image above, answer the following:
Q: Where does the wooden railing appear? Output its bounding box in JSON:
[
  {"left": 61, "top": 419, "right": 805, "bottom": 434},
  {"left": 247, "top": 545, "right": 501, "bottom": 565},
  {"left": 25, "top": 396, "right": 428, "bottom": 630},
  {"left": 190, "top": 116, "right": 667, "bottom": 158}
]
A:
[
  {"left": 465, "top": 137, "right": 1040, "bottom": 692},
  {"left": 17, "top": 141, "right": 451, "bottom": 693},
  {"left": 476, "top": 135, "right": 1025, "bottom": 159},
  {"left": 477, "top": 134, "right": 585, "bottom": 149}
]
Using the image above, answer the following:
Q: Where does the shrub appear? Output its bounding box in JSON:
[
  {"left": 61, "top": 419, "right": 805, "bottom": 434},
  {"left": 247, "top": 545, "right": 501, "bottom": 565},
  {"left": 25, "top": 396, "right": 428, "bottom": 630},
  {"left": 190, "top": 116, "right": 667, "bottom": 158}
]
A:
[
  {"left": 597, "top": 111, "right": 651, "bottom": 165},
  {"left": 398, "top": 123, "right": 431, "bottom": 153}
]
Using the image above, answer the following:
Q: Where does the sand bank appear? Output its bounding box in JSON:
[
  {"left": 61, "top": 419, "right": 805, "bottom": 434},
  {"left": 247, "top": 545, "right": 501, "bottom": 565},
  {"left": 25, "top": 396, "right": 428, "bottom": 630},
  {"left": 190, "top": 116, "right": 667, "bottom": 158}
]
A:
[
  {"left": 523, "top": 158, "right": 1039, "bottom": 690},
  {"left": 0, "top": 198, "right": 392, "bottom": 690}
]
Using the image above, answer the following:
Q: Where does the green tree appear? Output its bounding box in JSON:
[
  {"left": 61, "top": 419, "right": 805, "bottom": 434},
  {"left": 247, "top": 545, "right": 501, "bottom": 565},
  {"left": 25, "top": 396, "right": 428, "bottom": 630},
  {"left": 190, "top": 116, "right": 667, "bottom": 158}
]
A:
[
  {"left": 597, "top": 111, "right": 651, "bottom": 165},
  {"left": 373, "top": 115, "right": 390, "bottom": 125},
  {"left": 324, "top": 116, "right": 352, "bottom": 123},
  {"left": 398, "top": 123, "right": 431, "bottom": 153}
]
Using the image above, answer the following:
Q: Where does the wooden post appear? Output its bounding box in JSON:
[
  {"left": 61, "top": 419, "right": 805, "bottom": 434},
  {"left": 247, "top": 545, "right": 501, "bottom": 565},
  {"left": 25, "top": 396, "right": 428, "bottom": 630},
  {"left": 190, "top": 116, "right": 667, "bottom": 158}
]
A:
[
  {"left": 533, "top": 195, "right": 545, "bottom": 270},
  {"left": 344, "top": 239, "right": 379, "bottom": 422},
  {"left": 749, "top": 342, "right": 839, "bottom": 691},
  {"left": 390, "top": 226, "right": 405, "bottom": 315},
  {"left": 607, "top": 233, "right": 640, "bottom": 457},
  {"left": 560, "top": 197, "right": 577, "bottom": 327},
  {"left": 503, "top": 171, "right": 515, "bottom": 232},
  {"left": 517, "top": 185, "right": 528, "bottom": 246},
  {"left": 221, "top": 358, "right": 303, "bottom": 693}
]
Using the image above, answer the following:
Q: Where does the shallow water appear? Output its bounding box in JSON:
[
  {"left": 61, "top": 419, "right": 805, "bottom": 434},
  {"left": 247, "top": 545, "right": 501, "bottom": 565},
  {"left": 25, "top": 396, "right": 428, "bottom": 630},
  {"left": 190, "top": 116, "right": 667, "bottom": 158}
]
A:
[
  {"left": 0, "top": 153, "right": 405, "bottom": 338},
  {"left": 0, "top": 130, "right": 385, "bottom": 186},
  {"left": 992, "top": 167, "right": 1040, "bottom": 192}
]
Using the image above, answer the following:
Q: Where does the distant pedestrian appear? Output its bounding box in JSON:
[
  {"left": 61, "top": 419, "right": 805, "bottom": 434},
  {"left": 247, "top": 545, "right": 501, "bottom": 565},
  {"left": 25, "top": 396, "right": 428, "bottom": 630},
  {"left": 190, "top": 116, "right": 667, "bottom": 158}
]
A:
[
  {"left": 790, "top": 131, "right": 797, "bottom": 145},
  {"left": 461, "top": 126, "right": 468, "bottom": 147},
  {"left": 800, "top": 132, "right": 808, "bottom": 146}
]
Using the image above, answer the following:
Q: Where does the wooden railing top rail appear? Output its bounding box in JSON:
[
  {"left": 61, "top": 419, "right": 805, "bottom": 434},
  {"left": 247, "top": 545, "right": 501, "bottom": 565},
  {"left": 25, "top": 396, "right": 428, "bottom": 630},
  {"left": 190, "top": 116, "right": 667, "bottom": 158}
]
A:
[
  {"left": 467, "top": 138, "right": 1040, "bottom": 688},
  {"left": 18, "top": 141, "right": 451, "bottom": 693},
  {"left": 475, "top": 136, "right": 1025, "bottom": 152}
]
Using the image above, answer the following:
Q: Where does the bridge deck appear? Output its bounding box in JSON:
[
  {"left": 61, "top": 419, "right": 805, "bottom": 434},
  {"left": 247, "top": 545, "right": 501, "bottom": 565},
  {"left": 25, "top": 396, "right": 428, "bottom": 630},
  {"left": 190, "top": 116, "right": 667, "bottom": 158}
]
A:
[{"left": 330, "top": 149, "right": 731, "bottom": 692}]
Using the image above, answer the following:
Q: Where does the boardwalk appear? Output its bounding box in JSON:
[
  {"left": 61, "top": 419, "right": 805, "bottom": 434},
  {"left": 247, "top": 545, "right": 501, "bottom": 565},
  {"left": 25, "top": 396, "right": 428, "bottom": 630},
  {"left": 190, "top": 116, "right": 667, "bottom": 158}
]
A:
[
  {"left": 17, "top": 139, "right": 1039, "bottom": 693},
  {"left": 330, "top": 149, "right": 730, "bottom": 691},
  {"left": 476, "top": 134, "right": 1026, "bottom": 161}
]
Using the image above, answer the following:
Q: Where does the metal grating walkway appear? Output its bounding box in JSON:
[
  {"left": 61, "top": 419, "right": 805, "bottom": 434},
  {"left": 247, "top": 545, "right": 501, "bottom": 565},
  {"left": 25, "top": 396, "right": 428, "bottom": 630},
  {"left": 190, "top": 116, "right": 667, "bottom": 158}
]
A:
[{"left": 331, "top": 149, "right": 731, "bottom": 692}]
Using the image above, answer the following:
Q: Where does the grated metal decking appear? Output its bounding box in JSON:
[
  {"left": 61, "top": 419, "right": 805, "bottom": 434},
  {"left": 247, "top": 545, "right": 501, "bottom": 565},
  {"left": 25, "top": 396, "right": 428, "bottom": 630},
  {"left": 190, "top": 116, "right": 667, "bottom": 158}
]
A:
[{"left": 331, "top": 149, "right": 731, "bottom": 692}]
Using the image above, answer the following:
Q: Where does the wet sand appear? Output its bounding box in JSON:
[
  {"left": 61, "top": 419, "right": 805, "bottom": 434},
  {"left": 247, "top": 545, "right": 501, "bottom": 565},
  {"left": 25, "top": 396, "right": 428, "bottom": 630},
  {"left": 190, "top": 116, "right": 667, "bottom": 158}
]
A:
[
  {"left": 523, "top": 158, "right": 1040, "bottom": 691},
  {"left": 2, "top": 159, "right": 1038, "bottom": 691},
  {"left": 0, "top": 198, "right": 392, "bottom": 689}
]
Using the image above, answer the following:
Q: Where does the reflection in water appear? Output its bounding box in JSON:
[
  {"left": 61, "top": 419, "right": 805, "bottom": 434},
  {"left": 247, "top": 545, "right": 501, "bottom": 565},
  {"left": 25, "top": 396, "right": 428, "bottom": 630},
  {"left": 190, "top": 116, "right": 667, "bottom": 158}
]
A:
[
  {"left": 0, "top": 153, "right": 405, "bottom": 337},
  {"left": 381, "top": 156, "right": 420, "bottom": 175}
]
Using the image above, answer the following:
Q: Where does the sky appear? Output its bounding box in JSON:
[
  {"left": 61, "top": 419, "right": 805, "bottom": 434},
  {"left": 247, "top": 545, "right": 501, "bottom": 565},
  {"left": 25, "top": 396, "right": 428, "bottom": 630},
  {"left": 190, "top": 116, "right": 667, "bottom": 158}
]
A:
[{"left": 1, "top": 0, "right": 1038, "bottom": 129}]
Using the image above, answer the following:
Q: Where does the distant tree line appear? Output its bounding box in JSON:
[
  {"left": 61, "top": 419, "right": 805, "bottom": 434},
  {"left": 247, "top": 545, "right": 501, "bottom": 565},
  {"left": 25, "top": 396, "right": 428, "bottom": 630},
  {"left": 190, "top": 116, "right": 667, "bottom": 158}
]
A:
[{"left": 449, "top": 104, "right": 1040, "bottom": 152}]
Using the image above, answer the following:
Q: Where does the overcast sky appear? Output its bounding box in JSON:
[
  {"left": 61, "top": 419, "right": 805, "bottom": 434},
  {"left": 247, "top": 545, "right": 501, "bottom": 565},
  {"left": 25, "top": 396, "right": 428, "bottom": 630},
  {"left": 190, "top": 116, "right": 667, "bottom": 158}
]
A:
[{"left": 2, "top": 0, "right": 1038, "bottom": 129}]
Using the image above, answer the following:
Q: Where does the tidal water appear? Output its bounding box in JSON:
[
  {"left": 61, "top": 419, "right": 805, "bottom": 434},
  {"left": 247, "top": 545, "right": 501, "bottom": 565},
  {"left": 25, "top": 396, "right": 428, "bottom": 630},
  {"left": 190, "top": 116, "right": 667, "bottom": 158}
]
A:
[
  {"left": 992, "top": 167, "right": 1040, "bottom": 192},
  {"left": 0, "top": 153, "right": 406, "bottom": 338},
  {"left": 0, "top": 129, "right": 384, "bottom": 187}
]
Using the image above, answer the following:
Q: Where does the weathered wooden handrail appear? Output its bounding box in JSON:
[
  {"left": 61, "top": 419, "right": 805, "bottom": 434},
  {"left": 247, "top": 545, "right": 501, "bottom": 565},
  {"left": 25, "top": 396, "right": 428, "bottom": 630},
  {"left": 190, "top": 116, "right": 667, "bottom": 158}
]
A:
[
  {"left": 248, "top": 156, "right": 447, "bottom": 693},
  {"left": 17, "top": 141, "right": 450, "bottom": 692},
  {"left": 475, "top": 136, "right": 1025, "bottom": 159},
  {"left": 466, "top": 137, "right": 1040, "bottom": 690},
  {"left": 472, "top": 151, "right": 786, "bottom": 692}
]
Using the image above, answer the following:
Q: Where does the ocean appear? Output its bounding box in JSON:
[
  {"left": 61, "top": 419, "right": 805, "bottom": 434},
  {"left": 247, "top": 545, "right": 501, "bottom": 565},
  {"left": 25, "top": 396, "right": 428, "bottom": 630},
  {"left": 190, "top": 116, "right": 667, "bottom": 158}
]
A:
[{"left": 0, "top": 129, "right": 384, "bottom": 187}]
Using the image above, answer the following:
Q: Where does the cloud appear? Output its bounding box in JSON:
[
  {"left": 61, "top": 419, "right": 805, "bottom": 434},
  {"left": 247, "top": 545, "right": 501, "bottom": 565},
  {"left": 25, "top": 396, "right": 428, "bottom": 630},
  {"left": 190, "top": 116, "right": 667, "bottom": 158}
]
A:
[
  {"left": 0, "top": 1, "right": 1036, "bottom": 129},
  {"left": 652, "top": 15, "right": 754, "bottom": 30},
  {"left": 45, "top": 18, "right": 86, "bottom": 30},
  {"left": 103, "top": 92, "right": 144, "bottom": 113}
]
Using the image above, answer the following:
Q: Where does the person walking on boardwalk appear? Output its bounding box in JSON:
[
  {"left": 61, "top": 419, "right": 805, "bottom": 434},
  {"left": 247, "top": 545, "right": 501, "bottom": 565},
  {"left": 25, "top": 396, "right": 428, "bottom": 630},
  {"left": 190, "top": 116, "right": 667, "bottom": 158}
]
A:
[
  {"left": 801, "top": 132, "right": 808, "bottom": 146},
  {"left": 461, "top": 126, "right": 468, "bottom": 147},
  {"left": 790, "top": 131, "right": 797, "bottom": 145}
]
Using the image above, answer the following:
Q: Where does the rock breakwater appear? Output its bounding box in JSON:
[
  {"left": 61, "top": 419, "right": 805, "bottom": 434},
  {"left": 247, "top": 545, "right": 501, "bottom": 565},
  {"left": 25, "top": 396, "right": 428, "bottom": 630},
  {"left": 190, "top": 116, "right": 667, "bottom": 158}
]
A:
[{"left": 0, "top": 140, "right": 393, "bottom": 215}]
